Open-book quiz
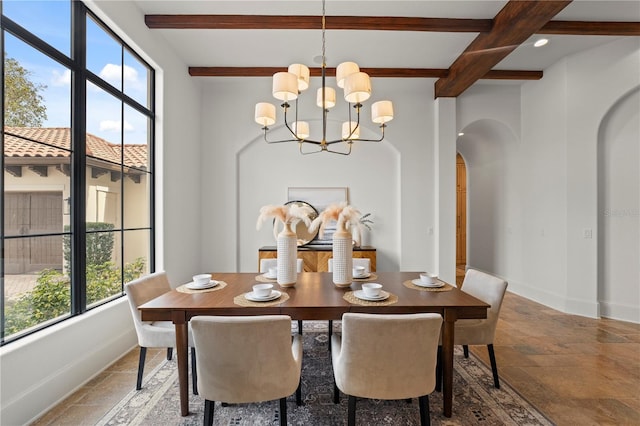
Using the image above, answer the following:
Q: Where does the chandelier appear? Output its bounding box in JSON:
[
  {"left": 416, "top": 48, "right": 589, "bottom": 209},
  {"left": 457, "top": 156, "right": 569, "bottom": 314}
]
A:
[{"left": 253, "top": 0, "right": 394, "bottom": 155}]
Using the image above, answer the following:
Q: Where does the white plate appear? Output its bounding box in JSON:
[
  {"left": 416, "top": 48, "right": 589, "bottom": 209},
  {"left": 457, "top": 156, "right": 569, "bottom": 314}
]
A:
[
  {"left": 411, "top": 279, "right": 444, "bottom": 288},
  {"left": 262, "top": 273, "right": 277, "bottom": 279},
  {"left": 353, "top": 272, "right": 371, "bottom": 279},
  {"left": 186, "top": 280, "right": 219, "bottom": 290},
  {"left": 354, "top": 289, "right": 389, "bottom": 301},
  {"left": 245, "top": 290, "right": 282, "bottom": 302}
]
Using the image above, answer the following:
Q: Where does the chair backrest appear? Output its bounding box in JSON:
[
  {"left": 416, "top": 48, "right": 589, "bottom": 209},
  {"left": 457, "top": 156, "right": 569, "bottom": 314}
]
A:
[
  {"left": 461, "top": 268, "right": 508, "bottom": 333},
  {"left": 191, "top": 315, "right": 302, "bottom": 404},
  {"left": 333, "top": 313, "right": 442, "bottom": 400},
  {"left": 260, "top": 258, "right": 303, "bottom": 273},
  {"left": 124, "top": 271, "right": 172, "bottom": 327},
  {"left": 328, "top": 258, "right": 370, "bottom": 272}
]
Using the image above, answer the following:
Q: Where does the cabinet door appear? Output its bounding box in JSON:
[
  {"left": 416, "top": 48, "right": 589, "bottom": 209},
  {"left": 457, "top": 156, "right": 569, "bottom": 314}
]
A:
[{"left": 298, "top": 251, "right": 317, "bottom": 272}]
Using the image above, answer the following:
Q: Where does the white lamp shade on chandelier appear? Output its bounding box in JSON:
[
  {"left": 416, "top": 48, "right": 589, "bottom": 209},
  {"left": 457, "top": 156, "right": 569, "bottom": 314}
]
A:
[
  {"left": 343, "top": 72, "right": 372, "bottom": 104},
  {"left": 288, "top": 63, "right": 310, "bottom": 91},
  {"left": 292, "top": 121, "right": 310, "bottom": 139},
  {"left": 316, "top": 87, "right": 336, "bottom": 109},
  {"left": 255, "top": 102, "right": 276, "bottom": 127},
  {"left": 272, "top": 72, "right": 298, "bottom": 101},
  {"left": 336, "top": 62, "right": 359, "bottom": 89},
  {"left": 342, "top": 121, "right": 360, "bottom": 139},
  {"left": 372, "top": 100, "right": 394, "bottom": 124}
]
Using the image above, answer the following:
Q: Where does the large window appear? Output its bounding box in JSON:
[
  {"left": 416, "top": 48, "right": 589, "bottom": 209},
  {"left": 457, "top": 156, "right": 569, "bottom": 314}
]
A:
[{"left": 1, "top": 1, "right": 155, "bottom": 344}]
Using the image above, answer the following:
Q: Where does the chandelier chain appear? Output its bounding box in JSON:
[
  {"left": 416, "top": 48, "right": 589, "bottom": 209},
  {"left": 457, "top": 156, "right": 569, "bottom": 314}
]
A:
[{"left": 321, "top": 0, "right": 326, "bottom": 67}]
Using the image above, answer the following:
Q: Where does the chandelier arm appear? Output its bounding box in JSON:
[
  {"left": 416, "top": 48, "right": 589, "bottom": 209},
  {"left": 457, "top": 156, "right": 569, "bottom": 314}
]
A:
[
  {"left": 299, "top": 141, "right": 325, "bottom": 155},
  {"left": 339, "top": 102, "right": 362, "bottom": 141},
  {"left": 348, "top": 123, "right": 387, "bottom": 143},
  {"left": 262, "top": 127, "right": 300, "bottom": 144},
  {"left": 325, "top": 142, "right": 353, "bottom": 155},
  {"left": 281, "top": 100, "right": 304, "bottom": 142}
]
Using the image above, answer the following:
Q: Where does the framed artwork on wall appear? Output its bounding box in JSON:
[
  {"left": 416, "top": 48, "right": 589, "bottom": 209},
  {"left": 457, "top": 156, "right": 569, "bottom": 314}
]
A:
[{"left": 287, "top": 187, "right": 348, "bottom": 245}]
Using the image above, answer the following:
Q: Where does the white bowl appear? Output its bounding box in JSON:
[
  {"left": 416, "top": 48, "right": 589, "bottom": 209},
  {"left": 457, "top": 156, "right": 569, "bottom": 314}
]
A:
[
  {"left": 253, "top": 283, "right": 274, "bottom": 297},
  {"left": 193, "top": 274, "right": 211, "bottom": 286},
  {"left": 361, "top": 283, "right": 383, "bottom": 298},
  {"left": 353, "top": 266, "right": 366, "bottom": 277},
  {"left": 419, "top": 272, "right": 437, "bottom": 285}
]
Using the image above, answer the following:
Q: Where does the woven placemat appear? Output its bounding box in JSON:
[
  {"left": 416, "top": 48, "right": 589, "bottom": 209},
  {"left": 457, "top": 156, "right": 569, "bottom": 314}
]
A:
[
  {"left": 353, "top": 273, "right": 378, "bottom": 281},
  {"left": 402, "top": 280, "right": 453, "bottom": 292},
  {"left": 176, "top": 281, "right": 228, "bottom": 294},
  {"left": 343, "top": 291, "right": 398, "bottom": 306},
  {"left": 234, "top": 291, "right": 290, "bottom": 307},
  {"left": 255, "top": 274, "right": 277, "bottom": 283}
]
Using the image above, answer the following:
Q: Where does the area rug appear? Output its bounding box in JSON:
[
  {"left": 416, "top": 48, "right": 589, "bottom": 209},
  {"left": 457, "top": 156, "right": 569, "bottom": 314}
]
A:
[{"left": 98, "top": 323, "right": 553, "bottom": 426}]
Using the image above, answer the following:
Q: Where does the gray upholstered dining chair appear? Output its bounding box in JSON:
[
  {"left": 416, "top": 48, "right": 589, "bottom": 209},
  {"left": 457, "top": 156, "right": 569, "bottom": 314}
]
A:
[
  {"left": 331, "top": 313, "right": 443, "bottom": 426},
  {"left": 191, "top": 315, "right": 303, "bottom": 426},
  {"left": 124, "top": 271, "right": 197, "bottom": 393},
  {"left": 438, "top": 268, "right": 508, "bottom": 390}
]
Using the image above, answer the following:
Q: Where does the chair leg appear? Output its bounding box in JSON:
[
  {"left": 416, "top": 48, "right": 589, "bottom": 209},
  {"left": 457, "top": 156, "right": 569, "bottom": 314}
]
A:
[
  {"left": 328, "top": 320, "right": 333, "bottom": 351},
  {"left": 203, "top": 399, "right": 215, "bottom": 426},
  {"left": 435, "top": 345, "right": 442, "bottom": 392},
  {"left": 347, "top": 395, "right": 356, "bottom": 426},
  {"left": 296, "top": 379, "right": 303, "bottom": 406},
  {"left": 167, "top": 347, "right": 173, "bottom": 360},
  {"left": 487, "top": 344, "right": 500, "bottom": 389},
  {"left": 191, "top": 347, "right": 198, "bottom": 395},
  {"left": 136, "top": 347, "right": 147, "bottom": 390},
  {"left": 463, "top": 345, "right": 469, "bottom": 358},
  {"left": 279, "top": 397, "right": 287, "bottom": 426},
  {"left": 333, "top": 381, "right": 340, "bottom": 404},
  {"left": 418, "top": 395, "right": 431, "bottom": 426},
  {"left": 298, "top": 320, "right": 303, "bottom": 335}
]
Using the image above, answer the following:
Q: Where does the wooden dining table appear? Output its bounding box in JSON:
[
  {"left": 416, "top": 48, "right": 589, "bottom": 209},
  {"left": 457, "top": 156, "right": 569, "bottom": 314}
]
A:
[{"left": 138, "top": 271, "right": 489, "bottom": 418}]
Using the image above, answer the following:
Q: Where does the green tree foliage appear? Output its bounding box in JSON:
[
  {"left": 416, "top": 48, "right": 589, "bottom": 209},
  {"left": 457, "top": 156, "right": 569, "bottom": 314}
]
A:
[{"left": 4, "top": 55, "right": 48, "bottom": 127}]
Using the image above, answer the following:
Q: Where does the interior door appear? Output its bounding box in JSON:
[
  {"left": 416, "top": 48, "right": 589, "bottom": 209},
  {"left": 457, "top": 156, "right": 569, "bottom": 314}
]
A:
[{"left": 456, "top": 154, "right": 467, "bottom": 266}]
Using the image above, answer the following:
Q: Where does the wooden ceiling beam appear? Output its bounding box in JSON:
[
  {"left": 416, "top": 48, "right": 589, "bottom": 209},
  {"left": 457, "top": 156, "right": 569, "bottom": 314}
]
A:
[
  {"left": 145, "top": 15, "right": 492, "bottom": 32},
  {"left": 539, "top": 20, "right": 640, "bottom": 36},
  {"left": 145, "top": 14, "right": 639, "bottom": 36},
  {"left": 188, "top": 66, "right": 542, "bottom": 80},
  {"left": 435, "top": 0, "right": 572, "bottom": 98}
]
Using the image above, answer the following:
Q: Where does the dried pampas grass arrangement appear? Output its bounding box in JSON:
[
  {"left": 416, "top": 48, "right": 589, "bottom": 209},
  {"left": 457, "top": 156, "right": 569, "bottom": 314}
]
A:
[
  {"left": 257, "top": 203, "right": 315, "bottom": 240},
  {"left": 309, "top": 202, "right": 366, "bottom": 246}
]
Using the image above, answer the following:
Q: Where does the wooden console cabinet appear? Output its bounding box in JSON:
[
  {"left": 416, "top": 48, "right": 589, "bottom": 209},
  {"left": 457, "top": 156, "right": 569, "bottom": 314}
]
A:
[{"left": 258, "top": 246, "right": 376, "bottom": 272}]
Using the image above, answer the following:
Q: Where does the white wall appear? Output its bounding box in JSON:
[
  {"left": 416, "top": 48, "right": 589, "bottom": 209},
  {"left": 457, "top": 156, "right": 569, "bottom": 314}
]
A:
[
  {"left": 199, "top": 77, "right": 440, "bottom": 275},
  {"left": 598, "top": 88, "right": 640, "bottom": 322},
  {"left": 0, "top": 1, "right": 203, "bottom": 424},
  {"left": 456, "top": 38, "right": 640, "bottom": 321}
]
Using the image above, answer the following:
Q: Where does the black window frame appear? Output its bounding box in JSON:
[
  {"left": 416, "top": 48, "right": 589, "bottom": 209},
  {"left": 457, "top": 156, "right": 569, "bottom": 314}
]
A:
[{"left": 1, "top": 0, "right": 155, "bottom": 345}]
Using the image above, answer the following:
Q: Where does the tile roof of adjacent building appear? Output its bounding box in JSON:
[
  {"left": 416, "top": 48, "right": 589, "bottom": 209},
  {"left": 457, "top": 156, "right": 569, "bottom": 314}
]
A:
[{"left": 4, "top": 126, "right": 148, "bottom": 169}]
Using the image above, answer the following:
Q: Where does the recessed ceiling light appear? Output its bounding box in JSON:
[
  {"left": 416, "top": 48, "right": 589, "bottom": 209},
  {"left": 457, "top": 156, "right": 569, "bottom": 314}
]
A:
[
  {"left": 458, "top": 132, "right": 464, "bottom": 137},
  {"left": 534, "top": 38, "right": 549, "bottom": 48}
]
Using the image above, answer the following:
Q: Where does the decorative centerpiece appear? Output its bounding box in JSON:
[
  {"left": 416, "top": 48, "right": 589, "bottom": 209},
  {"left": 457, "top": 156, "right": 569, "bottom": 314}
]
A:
[
  {"left": 257, "top": 203, "right": 313, "bottom": 287},
  {"left": 310, "top": 202, "right": 364, "bottom": 287}
]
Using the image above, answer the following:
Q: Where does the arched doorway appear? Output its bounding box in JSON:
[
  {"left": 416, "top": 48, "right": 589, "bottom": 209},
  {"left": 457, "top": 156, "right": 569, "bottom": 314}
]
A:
[{"left": 597, "top": 87, "right": 640, "bottom": 322}]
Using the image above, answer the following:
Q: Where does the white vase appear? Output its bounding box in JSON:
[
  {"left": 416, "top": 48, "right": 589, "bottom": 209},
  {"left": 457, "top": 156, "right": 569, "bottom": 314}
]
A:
[
  {"left": 277, "top": 222, "right": 297, "bottom": 287},
  {"left": 332, "top": 222, "right": 353, "bottom": 287}
]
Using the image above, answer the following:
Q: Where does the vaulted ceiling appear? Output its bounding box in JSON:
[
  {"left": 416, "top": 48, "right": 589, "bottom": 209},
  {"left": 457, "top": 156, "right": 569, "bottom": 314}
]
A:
[{"left": 135, "top": 0, "right": 640, "bottom": 97}]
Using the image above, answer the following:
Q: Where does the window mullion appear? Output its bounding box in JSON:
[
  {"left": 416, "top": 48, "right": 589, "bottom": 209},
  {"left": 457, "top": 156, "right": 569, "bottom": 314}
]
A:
[{"left": 70, "top": 0, "right": 87, "bottom": 314}]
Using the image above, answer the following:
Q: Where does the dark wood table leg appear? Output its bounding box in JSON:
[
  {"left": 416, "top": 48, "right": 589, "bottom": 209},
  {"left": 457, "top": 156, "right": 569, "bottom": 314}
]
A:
[
  {"left": 173, "top": 312, "right": 189, "bottom": 416},
  {"left": 442, "top": 309, "right": 457, "bottom": 417}
]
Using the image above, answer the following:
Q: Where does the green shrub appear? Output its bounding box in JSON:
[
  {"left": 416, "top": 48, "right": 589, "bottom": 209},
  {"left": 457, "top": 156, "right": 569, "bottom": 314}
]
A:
[
  {"left": 63, "top": 223, "right": 115, "bottom": 271},
  {"left": 4, "top": 258, "right": 146, "bottom": 336}
]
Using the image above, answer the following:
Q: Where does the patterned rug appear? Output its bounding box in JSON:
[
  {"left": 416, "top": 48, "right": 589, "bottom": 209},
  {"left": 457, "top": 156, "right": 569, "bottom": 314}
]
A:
[{"left": 98, "top": 323, "right": 553, "bottom": 426}]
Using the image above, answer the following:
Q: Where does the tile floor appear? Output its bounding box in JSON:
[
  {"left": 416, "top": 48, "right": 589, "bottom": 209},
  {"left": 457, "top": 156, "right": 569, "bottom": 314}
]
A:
[{"left": 31, "top": 292, "right": 640, "bottom": 425}]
